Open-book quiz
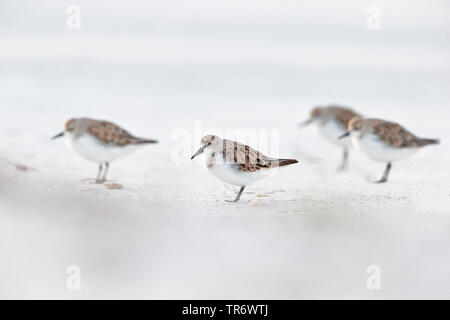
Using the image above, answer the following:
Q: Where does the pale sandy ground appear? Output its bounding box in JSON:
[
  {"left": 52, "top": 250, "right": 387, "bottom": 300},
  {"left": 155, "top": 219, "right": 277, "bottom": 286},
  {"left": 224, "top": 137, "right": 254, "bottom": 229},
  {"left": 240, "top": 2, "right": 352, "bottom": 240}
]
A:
[{"left": 0, "top": 0, "right": 449, "bottom": 299}]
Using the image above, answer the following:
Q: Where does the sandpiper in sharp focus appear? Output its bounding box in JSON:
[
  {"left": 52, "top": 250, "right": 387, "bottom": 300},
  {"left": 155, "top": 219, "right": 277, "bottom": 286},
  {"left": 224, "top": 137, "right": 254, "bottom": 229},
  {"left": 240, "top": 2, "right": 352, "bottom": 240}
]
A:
[
  {"left": 339, "top": 117, "right": 439, "bottom": 183},
  {"left": 191, "top": 135, "right": 298, "bottom": 202},
  {"left": 52, "top": 118, "right": 158, "bottom": 183},
  {"left": 299, "top": 105, "right": 361, "bottom": 170}
]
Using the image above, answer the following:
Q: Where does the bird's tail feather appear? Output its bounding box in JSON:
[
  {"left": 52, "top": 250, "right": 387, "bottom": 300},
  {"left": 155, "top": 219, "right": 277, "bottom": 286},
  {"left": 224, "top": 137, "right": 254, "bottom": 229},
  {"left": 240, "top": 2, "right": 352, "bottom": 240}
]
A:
[
  {"left": 418, "top": 138, "right": 439, "bottom": 146},
  {"left": 134, "top": 138, "right": 158, "bottom": 144},
  {"left": 271, "top": 158, "right": 299, "bottom": 167}
]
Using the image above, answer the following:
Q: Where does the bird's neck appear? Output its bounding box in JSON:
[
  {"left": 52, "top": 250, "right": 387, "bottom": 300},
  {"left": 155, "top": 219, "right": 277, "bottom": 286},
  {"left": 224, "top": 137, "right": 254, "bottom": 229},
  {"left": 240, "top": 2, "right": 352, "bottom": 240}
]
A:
[{"left": 203, "top": 147, "right": 218, "bottom": 169}]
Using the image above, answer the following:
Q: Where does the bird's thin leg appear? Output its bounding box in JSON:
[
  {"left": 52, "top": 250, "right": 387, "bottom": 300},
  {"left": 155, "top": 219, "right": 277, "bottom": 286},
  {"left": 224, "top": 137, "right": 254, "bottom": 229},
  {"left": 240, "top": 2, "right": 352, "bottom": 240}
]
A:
[
  {"left": 376, "top": 163, "right": 392, "bottom": 183},
  {"left": 338, "top": 148, "right": 349, "bottom": 171},
  {"left": 232, "top": 186, "right": 245, "bottom": 202},
  {"left": 101, "top": 162, "right": 109, "bottom": 183},
  {"left": 95, "top": 164, "right": 103, "bottom": 183}
]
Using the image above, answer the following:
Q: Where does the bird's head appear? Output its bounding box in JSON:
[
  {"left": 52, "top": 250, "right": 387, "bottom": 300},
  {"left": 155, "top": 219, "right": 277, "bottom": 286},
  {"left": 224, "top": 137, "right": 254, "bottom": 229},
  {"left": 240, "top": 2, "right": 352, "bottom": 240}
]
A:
[
  {"left": 338, "top": 116, "right": 364, "bottom": 140},
  {"left": 191, "top": 135, "right": 222, "bottom": 159}
]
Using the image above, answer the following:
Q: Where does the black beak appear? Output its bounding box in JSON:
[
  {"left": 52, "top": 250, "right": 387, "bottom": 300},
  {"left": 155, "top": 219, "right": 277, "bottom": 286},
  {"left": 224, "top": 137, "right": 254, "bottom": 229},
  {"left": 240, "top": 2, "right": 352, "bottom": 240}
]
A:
[
  {"left": 338, "top": 132, "right": 350, "bottom": 140},
  {"left": 52, "top": 132, "right": 64, "bottom": 140},
  {"left": 191, "top": 147, "right": 204, "bottom": 160},
  {"left": 298, "top": 118, "right": 313, "bottom": 128}
]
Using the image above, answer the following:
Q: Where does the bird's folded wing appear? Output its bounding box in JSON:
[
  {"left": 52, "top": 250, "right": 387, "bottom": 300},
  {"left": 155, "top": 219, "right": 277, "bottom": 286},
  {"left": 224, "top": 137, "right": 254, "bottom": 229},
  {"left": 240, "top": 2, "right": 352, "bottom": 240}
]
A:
[
  {"left": 222, "top": 139, "right": 271, "bottom": 172},
  {"left": 333, "top": 108, "right": 360, "bottom": 128}
]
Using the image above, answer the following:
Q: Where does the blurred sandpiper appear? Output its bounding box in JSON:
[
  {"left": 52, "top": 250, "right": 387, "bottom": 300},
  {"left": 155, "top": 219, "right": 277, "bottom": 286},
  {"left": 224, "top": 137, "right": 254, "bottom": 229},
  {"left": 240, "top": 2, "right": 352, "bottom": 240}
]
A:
[
  {"left": 339, "top": 117, "right": 439, "bottom": 183},
  {"left": 299, "top": 105, "right": 361, "bottom": 170}
]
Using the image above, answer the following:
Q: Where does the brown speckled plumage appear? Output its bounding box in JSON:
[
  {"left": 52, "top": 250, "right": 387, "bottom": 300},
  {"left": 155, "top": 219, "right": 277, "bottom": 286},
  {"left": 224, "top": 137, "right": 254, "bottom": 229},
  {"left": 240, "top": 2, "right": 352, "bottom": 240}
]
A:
[{"left": 66, "top": 118, "right": 157, "bottom": 146}]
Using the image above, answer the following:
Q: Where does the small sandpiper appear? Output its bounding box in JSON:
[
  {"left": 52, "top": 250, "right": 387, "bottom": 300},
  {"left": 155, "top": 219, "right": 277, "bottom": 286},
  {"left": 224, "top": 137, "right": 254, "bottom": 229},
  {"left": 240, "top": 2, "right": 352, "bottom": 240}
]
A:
[
  {"left": 299, "top": 105, "right": 361, "bottom": 170},
  {"left": 191, "top": 135, "right": 298, "bottom": 202},
  {"left": 52, "top": 118, "right": 157, "bottom": 183},
  {"left": 339, "top": 117, "right": 439, "bottom": 183}
]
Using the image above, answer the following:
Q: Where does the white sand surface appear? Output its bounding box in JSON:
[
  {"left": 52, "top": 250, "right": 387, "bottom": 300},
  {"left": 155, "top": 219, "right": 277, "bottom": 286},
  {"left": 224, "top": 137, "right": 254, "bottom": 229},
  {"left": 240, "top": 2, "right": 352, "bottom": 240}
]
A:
[{"left": 0, "top": 0, "right": 449, "bottom": 299}]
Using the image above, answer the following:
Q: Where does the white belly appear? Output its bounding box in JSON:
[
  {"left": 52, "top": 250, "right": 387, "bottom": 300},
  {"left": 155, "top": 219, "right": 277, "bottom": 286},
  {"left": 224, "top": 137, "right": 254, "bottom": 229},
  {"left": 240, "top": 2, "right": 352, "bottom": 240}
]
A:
[
  {"left": 204, "top": 154, "right": 270, "bottom": 187},
  {"left": 313, "top": 120, "right": 352, "bottom": 148},
  {"left": 65, "top": 133, "right": 140, "bottom": 163},
  {"left": 352, "top": 132, "right": 420, "bottom": 163}
]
